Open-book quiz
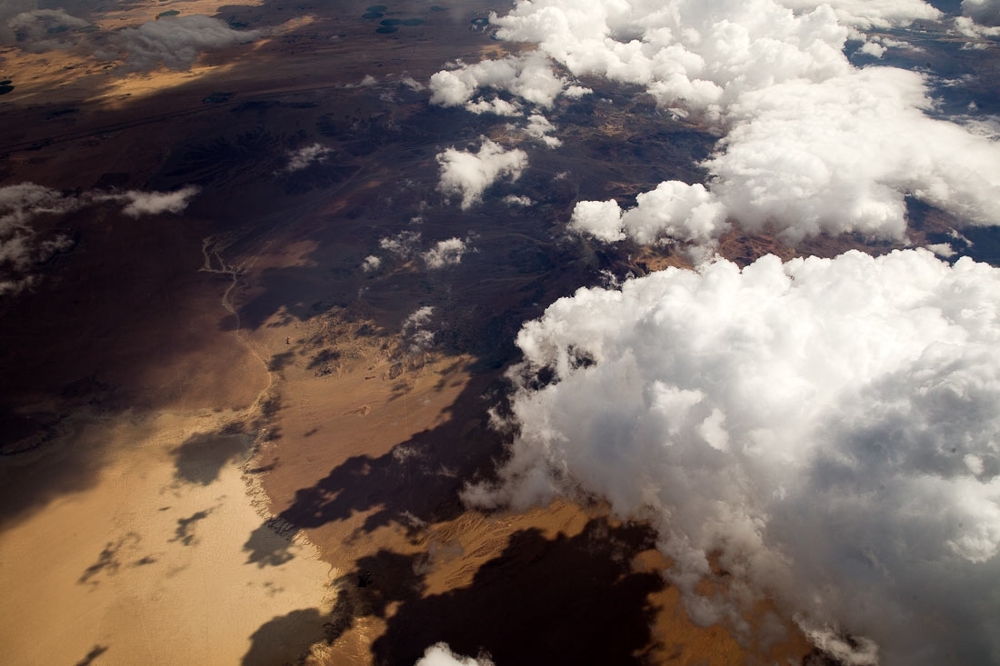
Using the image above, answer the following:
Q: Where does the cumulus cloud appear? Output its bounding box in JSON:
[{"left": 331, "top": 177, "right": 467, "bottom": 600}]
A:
[
  {"left": 105, "top": 15, "right": 262, "bottom": 72},
  {"left": 423, "top": 237, "right": 467, "bottom": 269},
  {"left": 702, "top": 68, "right": 1000, "bottom": 243},
  {"left": 568, "top": 199, "right": 624, "bottom": 242},
  {"left": 488, "top": 0, "right": 1000, "bottom": 246},
  {"left": 281, "top": 143, "right": 333, "bottom": 173},
  {"left": 468, "top": 249, "right": 1000, "bottom": 664},
  {"left": 362, "top": 255, "right": 382, "bottom": 272},
  {"left": 955, "top": 14, "right": 1000, "bottom": 38},
  {"left": 437, "top": 138, "right": 528, "bottom": 209},
  {"left": 415, "top": 643, "right": 493, "bottom": 666},
  {"left": 402, "top": 306, "right": 436, "bottom": 352},
  {"left": 503, "top": 194, "right": 534, "bottom": 207},
  {"left": 523, "top": 114, "right": 562, "bottom": 148},
  {"left": 429, "top": 52, "right": 571, "bottom": 113},
  {"left": 571, "top": 181, "right": 726, "bottom": 245}
]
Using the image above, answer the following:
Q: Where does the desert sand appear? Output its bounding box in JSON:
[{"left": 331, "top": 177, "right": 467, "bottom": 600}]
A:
[{"left": 0, "top": 411, "right": 335, "bottom": 666}]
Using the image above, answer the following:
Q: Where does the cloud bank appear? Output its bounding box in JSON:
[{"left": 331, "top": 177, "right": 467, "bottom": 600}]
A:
[
  {"left": 476, "top": 0, "right": 1000, "bottom": 246},
  {"left": 437, "top": 139, "right": 528, "bottom": 209},
  {"left": 468, "top": 249, "right": 1000, "bottom": 664}
]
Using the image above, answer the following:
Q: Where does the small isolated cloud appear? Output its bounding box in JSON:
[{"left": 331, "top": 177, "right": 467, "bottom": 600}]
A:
[
  {"left": 437, "top": 138, "right": 528, "bottom": 209},
  {"left": 926, "top": 242, "right": 956, "bottom": 258},
  {"left": 96, "top": 185, "right": 200, "bottom": 218},
  {"left": 415, "top": 644, "right": 493, "bottom": 666},
  {"left": 362, "top": 255, "right": 382, "bottom": 272},
  {"left": 524, "top": 114, "right": 562, "bottom": 148},
  {"left": 402, "top": 306, "right": 436, "bottom": 352},
  {"left": 399, "top": 75, "right": 425, "bottom": 92},
  {"left": 858, "top": 40, "right": 885, "bottom": 58},
  {"left": 105, "top": 15, "right": 262, "bottom": 72},
  {"left": 568, "top": 199, "right": 623, "bottom": 242},
  {"left": 379, "top": 230, "right": 422, "bottom": 258},
  {"left": 422, "top": 237, "right": 467, "bottom": 269},
  {"left": 468, "top": 249, "right": 1000, "bottom": 664},
  {"left": 465, "top": 98, "right": 522, "bottom": 116},
  {"left": 503, "top": 194, "right": 533, "bottom": 207},
  {"left": 282, "top": 143, "right": 333, "bottom": 173},
  {"left": 429, "top": 52, "right": 570, "bottom": 113},
  {"left": 345, "top": 74, "right": 379, "bottom": 89}
]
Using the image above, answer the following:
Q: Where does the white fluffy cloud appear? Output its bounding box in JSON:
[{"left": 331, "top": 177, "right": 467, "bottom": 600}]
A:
[
  {"left": 402, "top": 306, "right": 436, "bottom": 352},
  {"left": 96, "top": 185, "right": 200, "bottom": 218},
  {"left": 107, "top": 15, "right": 261, "bottom": 72},
  {"left": 362, "top": 255, "right": 382, "bottom": 272},
  {"left": 429, "top": 52, "right": 571, "bottom": 113},
  {"left": 469, "top": 249, "right": 1000, "bottom": 664},
  {"left": 484, "top": 0, "right": 1000, "bottom": 246},
  {"left": 523, "top": 114, "right": 562, "bottom": 148},
  {"left": 576, "top": 67, "right": 1000, "bottom": 247},
  {"left": 437, "top": 139, "right": 528, "bottom": 209},
  {"left": 571, "top": 181, "right": 726, "bottom": 244},
  {"left": 423, "top": 237, "right": 467, "bottom": 269},
  {"left": 415, "top": 643, "right": 493, "bottom": 666},
  {"left": 282, "top": 143, "right": 332, "bottom": 173}
]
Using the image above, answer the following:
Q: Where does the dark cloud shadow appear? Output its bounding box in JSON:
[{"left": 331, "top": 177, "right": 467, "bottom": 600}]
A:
[
  {"left": 170, "top": 508, "right": 213, "bottom": 546},
  {"left": 78, "top": 532, "right": 141, "bottom": 585},
  {"left": 243, "top": 521, "right": 295, "bottom": 567},
  {"left": 170, "top": 432, "right": 250, "bottom": 486},
  {"left": 74, "top": 644, "right": 109, "bottom": 666},
  {"left": 241, "top": 518, "right": 664, "bottom": 666},
  {"left": 241, "top": 607, "right": 331, "bottom": 666},
  {"left": 369, "top": 519, "right": 665, "bottom": 665},
  {"left": 274, "top": 371, "right": 507, "bottom": 539}
]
